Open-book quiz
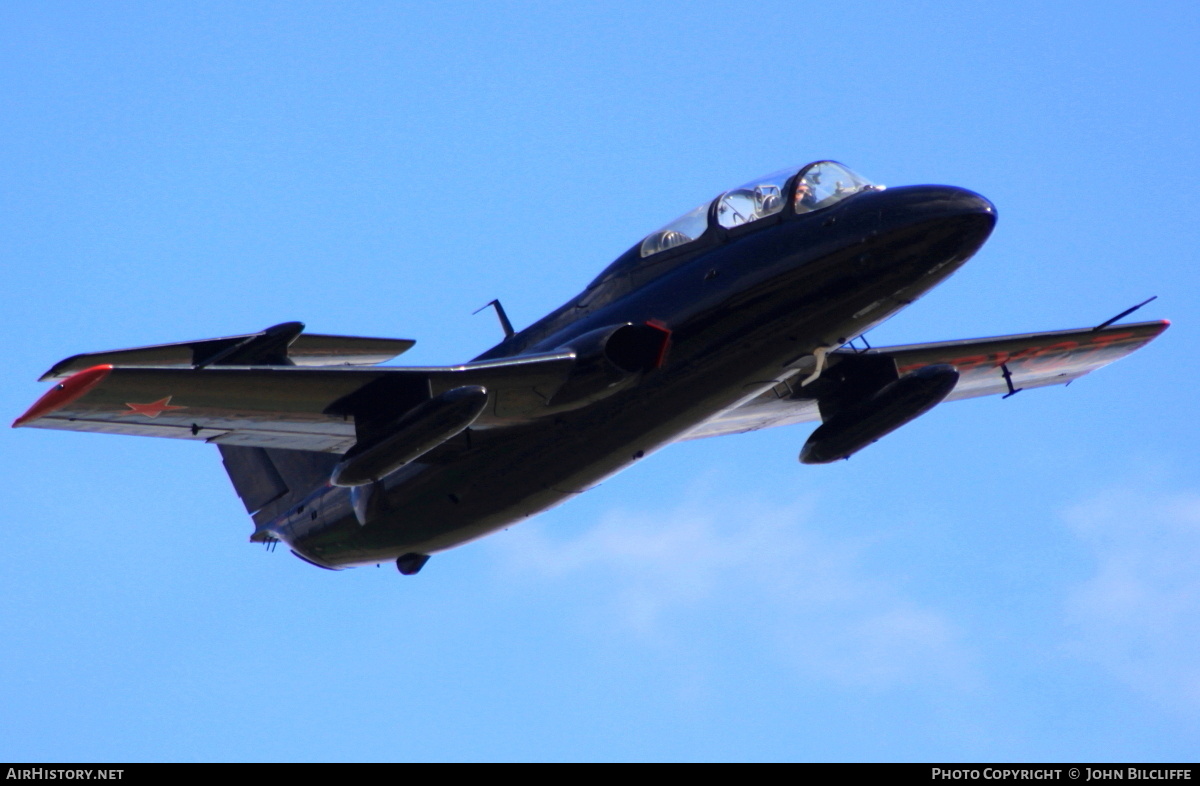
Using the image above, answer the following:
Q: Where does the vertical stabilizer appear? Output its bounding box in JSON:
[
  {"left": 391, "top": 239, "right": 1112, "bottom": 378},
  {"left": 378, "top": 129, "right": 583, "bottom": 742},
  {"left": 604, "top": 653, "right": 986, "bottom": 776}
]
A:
[{"left": 217, "top": 445, "right": 339, "bottom": 525}]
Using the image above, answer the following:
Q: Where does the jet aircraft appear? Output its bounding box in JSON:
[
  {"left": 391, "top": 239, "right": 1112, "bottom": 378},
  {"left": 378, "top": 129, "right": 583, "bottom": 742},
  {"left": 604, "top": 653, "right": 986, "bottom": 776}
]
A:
[{"left": 13, "top": 161, "right": 1168, "bottom": 575}]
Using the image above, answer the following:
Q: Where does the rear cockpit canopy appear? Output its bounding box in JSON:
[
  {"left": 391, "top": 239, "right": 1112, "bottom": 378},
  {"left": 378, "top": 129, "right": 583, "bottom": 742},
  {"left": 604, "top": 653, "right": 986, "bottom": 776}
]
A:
[
  {"left": 714, "top": 167, "right": 792, "bottom": 230},
  {"left": 638, "top": 161, "right": 879, "bottom": 259}
]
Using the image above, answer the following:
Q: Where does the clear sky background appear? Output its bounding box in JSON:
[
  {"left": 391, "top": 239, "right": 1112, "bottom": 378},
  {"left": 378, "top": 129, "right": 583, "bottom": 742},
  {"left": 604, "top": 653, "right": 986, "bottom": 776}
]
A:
[{"left": 2, "top": 1, "right": 1198, "bottom": 763}]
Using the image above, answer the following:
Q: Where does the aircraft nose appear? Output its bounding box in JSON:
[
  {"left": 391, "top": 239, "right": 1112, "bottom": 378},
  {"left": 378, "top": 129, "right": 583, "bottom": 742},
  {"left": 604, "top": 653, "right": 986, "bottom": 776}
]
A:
[
  {"left": 864, "top": 184, "right": 997, "bottom": 275},
  {"left": 874, "top": 184, "right": 996, "bottom": 229},
  {"left": 957, "top": 188, "right": 995, "bottom": 216}
]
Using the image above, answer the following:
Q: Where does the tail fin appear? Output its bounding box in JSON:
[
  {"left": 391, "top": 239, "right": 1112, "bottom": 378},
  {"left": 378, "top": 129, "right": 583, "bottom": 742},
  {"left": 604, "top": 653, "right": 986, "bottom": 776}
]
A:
[{"left": 218, "top": 445, "right": 339, "bottom": 525}]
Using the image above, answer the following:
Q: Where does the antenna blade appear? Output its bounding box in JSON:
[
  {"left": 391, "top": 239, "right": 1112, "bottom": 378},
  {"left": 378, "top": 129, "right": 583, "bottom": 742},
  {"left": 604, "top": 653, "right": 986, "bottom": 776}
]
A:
[
  {"left": 473, "top": 299, "right": 515, "bottom": 338},
  {"left": 1093, "top": 296, "right": 1157, "bottom": 332}
]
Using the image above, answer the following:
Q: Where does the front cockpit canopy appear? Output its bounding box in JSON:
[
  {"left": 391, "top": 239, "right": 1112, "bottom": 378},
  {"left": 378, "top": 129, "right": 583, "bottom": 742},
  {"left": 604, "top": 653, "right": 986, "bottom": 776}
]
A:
[
  {"left": 638, "top": 161, "right": 879, "bottom": 258},
  {"left": 792, "top": 161, "right": 876, "bottom": 216}
]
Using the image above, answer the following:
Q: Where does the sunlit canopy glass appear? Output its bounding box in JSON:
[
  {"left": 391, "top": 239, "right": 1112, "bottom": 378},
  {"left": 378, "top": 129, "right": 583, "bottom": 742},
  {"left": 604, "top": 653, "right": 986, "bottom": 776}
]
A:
[
  {"left": 640, "top": 203, "right": 710, "bottom": 258},
  {"left": 793, "top": 162, "right": 879, "bottom": 214},
  {"left": 716, "top": 167, "right": 798, "bottom": 229}
]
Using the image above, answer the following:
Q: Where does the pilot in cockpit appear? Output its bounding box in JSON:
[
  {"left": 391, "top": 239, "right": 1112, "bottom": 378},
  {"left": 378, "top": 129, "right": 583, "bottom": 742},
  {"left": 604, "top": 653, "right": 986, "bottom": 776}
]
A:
[{"left": 794, "top": 180, "right": 817, "bottom": 213}]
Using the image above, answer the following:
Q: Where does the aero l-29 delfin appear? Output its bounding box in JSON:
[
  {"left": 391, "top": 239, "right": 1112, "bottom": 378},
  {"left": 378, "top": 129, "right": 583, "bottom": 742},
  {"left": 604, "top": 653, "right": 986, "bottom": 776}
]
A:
[{"left": 14, "top": 161, "right": 1168, "bottom": 575}]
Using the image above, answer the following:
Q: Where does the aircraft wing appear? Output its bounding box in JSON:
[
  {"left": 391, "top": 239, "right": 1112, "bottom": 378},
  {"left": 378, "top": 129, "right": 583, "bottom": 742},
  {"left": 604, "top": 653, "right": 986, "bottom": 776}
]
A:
[
  {"left": 13, "top": 353, "right": 578, "bottom": 453},
  {"left": 683, "top": 320, "right": 1169, "bottom": 440}
]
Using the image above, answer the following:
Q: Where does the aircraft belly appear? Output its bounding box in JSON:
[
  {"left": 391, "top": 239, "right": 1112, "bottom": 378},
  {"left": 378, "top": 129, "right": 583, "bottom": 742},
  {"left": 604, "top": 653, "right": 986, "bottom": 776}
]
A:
[{"left": 295, "top": 302, "right": 895, "bottom": 565}]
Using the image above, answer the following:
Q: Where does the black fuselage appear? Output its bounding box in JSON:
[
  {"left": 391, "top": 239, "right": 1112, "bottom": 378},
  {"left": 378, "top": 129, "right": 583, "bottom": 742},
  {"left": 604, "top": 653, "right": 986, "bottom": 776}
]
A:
[{"left": 280, "top": 185, "right": 996, "bottom": 568}]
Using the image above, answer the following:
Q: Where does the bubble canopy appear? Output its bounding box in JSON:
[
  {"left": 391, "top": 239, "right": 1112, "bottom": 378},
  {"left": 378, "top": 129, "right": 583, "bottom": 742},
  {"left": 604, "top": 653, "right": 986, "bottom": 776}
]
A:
[{"left": 638, "top": 161, "right": 880, "bottom": 258}]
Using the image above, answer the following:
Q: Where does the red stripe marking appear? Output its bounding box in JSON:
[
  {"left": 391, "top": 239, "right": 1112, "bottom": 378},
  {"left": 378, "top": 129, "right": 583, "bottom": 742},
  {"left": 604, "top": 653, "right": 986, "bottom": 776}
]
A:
[
  {"left": 12, "top": 364, "right": 112, "bottom": 427},
  {"left": 645, "top": 319, "right": 673, "bottom": 368}
]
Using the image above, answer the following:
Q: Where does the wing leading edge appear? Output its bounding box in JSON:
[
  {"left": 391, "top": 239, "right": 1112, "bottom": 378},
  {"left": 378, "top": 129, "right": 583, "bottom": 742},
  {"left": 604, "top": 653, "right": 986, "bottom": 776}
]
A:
[{"left": 684, "top": 320, "right": 1169, "bottom": 440}]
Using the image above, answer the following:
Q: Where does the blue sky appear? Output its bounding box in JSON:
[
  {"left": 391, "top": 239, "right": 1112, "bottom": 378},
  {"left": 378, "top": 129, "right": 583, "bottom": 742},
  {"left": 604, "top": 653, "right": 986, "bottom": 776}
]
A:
[{"left": 2, "top": 1, "right": 1198, "bottom": 762}]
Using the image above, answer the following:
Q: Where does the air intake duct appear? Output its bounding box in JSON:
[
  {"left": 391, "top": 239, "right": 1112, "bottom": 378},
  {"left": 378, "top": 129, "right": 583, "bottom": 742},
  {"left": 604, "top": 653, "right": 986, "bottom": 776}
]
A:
[{"left": 548, "top": 322, "right": 670, "bottom": 410}]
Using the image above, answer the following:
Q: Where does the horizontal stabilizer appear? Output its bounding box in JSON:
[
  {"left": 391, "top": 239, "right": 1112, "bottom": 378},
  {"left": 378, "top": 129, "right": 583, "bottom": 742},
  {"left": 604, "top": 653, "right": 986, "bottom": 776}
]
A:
[
  {"left": 40, "top": 323, "right": 416, "bottom": 381},
  {"left": 685, "top": 320, "right": 1169, "bottom": 440}
]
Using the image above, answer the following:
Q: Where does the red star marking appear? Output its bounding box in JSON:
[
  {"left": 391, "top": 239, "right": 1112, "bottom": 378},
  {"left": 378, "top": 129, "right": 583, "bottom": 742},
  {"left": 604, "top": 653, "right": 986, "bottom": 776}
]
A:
[{"left": 118, "top": 396, "right": 187, "bottom": 418}]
